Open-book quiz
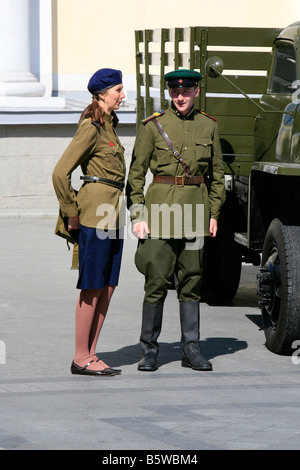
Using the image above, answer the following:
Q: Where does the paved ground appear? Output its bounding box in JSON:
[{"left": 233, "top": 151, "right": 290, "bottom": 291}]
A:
[{"left": 0, "top": 218, "right": 300, "bottom": 451}]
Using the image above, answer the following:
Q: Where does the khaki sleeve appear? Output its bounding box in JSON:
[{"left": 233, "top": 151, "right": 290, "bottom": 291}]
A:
[
  {"left": 52, "top": 120, "right": 96, "bottom": 218},
  {"left": 208, "top": 124, "right": 226, "bottom": 220},
  {"left": 126, "top": 123, "right": 155, "bottom": 223}
]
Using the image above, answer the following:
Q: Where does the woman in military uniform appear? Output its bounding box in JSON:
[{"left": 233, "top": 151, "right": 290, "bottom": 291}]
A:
[
  {"left": 126, "top": 69, "right": 225, "bottom": 372},
  {"left": 53, "top": 69, "right": 126, "bottom": 376}
]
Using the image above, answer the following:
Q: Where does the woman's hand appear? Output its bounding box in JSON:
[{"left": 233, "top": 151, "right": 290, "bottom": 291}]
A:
[
  {"left": 132, "top": 221, "right": 150, "bottom": 239},
  {"left": 68, "top": 215, "right": 80, "bottom": 231}
]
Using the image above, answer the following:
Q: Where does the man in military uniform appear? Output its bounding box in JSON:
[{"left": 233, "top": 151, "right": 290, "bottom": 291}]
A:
[{"left": 126, "top": 69, "right": 225, "bottom": 372}]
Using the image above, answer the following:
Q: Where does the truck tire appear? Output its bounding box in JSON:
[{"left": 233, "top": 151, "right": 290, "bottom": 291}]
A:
[{"left": 258, "top": 218, "right": 300, "bottom": 354}]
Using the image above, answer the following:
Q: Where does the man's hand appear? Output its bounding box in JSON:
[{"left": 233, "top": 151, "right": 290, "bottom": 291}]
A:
[
  {"left": 209, "top": 218, "right": 218, "bottom": 238},
  {"left": 68, "top": 215, "right": 80, "bottom": 232},
  {"left": 132, "top": 221, "right": 150, "bottom": 239}
]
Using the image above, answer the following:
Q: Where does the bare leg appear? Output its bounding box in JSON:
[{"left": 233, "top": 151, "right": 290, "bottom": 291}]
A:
[
  {"left": 73, "top": 287, "right": 115, "bottom": 371},
  {"left": 89, "top": 285, "right": 115, "bottom": 368}
]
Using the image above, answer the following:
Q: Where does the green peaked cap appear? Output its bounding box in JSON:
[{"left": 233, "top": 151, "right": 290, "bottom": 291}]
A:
[{"left": 164, "top": 69, "right": 203, "bottom": 88}]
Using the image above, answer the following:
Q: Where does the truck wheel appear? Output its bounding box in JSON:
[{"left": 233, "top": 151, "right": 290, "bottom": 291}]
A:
[{"left": 257, "top": 218, "right": 300, "bottom": 354}]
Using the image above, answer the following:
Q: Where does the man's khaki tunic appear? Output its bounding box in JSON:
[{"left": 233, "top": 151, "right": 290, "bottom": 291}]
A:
[{"left": 126, "top": 104, "right": 225, "bottom": 303}]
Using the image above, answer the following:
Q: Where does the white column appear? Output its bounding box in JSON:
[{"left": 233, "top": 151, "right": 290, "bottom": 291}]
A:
[
  {"left": 0, "top": 0, "right": 45, "bottom": 97},
  {"left": 39, "top": 0, "right": 53, "bottom": 98}
]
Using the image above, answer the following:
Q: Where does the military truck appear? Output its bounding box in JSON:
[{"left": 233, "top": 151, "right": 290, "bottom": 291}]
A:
[{"left": 135, "top": 22, "right": 300, "bottom": 355}]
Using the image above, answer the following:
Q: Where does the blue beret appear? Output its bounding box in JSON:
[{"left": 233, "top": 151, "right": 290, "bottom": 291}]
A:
[
  {"left": 164, "top": 69, "right": 203, "bottom": 88},
  {"left": 87, "top": 68, "right": 123, "bottom": 95}
]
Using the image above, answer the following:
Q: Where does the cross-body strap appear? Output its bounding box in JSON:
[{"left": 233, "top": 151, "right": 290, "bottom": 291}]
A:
[{"left": 152, "top": 118, "right": 192, "bottom": 178}]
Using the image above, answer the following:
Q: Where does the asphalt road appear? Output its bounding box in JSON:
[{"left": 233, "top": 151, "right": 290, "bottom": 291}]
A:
[{"left": 0, "top": 218, "right": 300, "bottom": 451}]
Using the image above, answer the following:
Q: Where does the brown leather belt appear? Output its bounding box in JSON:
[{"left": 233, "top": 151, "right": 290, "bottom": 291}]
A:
[{"left": 153, "top": 175, "right": 205, "bottom": 187}]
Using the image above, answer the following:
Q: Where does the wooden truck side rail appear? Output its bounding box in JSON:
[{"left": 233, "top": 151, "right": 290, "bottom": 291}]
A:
[{"left": 135, "top": 26, "right": 281, "bottom": 168}]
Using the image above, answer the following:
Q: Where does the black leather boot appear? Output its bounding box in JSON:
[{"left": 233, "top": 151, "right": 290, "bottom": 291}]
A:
[
  {"left": 180, "top": 301, "right": 212, "bottom": 371},
  {"left": 138, "top": 303, "right": 163, "bottom": 371}
]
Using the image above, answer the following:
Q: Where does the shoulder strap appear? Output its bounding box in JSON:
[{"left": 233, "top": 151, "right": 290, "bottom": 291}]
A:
[
  {"left": 152, "top": 118, "right": 192, "bottom": 178},
  {"left": 200, "top": 111, "right": 217, "bottom": 122},
  {"left": 141, "top": 110, "right": 165, "bottom": 125}
]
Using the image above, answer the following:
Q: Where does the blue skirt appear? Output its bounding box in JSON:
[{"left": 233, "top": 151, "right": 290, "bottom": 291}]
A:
[{"left": 76, "top": 225, "right": 124, "bottom": 290}]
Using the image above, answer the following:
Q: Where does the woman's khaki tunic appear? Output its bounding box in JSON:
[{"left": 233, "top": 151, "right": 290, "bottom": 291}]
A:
[{"left": 52, "top": 114, "right": 126, "bottom": 230}]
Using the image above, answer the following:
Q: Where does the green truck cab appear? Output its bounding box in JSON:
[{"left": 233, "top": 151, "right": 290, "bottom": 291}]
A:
[{"left": 135, "top": 22, "right": 300, "bottom": 354}]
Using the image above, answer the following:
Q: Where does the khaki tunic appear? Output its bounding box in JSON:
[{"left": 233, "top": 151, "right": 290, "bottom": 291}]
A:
[
  {"left": 52, "top": 114, "right": 126, "bottom": 229},
  {"left": 126, "top": 105, "right": 225, "bottom": 238}
]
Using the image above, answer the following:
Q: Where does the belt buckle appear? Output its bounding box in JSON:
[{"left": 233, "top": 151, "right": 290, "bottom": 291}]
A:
[{"left": 175, "top": 175, "right": 184, "bottom": 187}]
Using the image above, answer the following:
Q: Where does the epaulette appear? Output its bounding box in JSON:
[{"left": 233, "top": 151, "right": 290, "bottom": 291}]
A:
[
  {"left": 200, "top": 111, "right": 217, "bottom": 122},
  {"left": 141, "top": 110, "right": 165, "bottom": 125}
]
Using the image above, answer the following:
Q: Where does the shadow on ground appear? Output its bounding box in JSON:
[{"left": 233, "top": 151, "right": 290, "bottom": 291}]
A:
[{"left": 97, "top": 335, "right": 248, "bottom": 368}]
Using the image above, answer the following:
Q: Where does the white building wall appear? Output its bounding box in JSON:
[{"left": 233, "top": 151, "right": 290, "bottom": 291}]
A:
[
  {"left": 54, "top": 0, "right": 299, "bottom": 96},
  {"left": 0, "top": 124, "right": 135, "bottom": 218}
]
